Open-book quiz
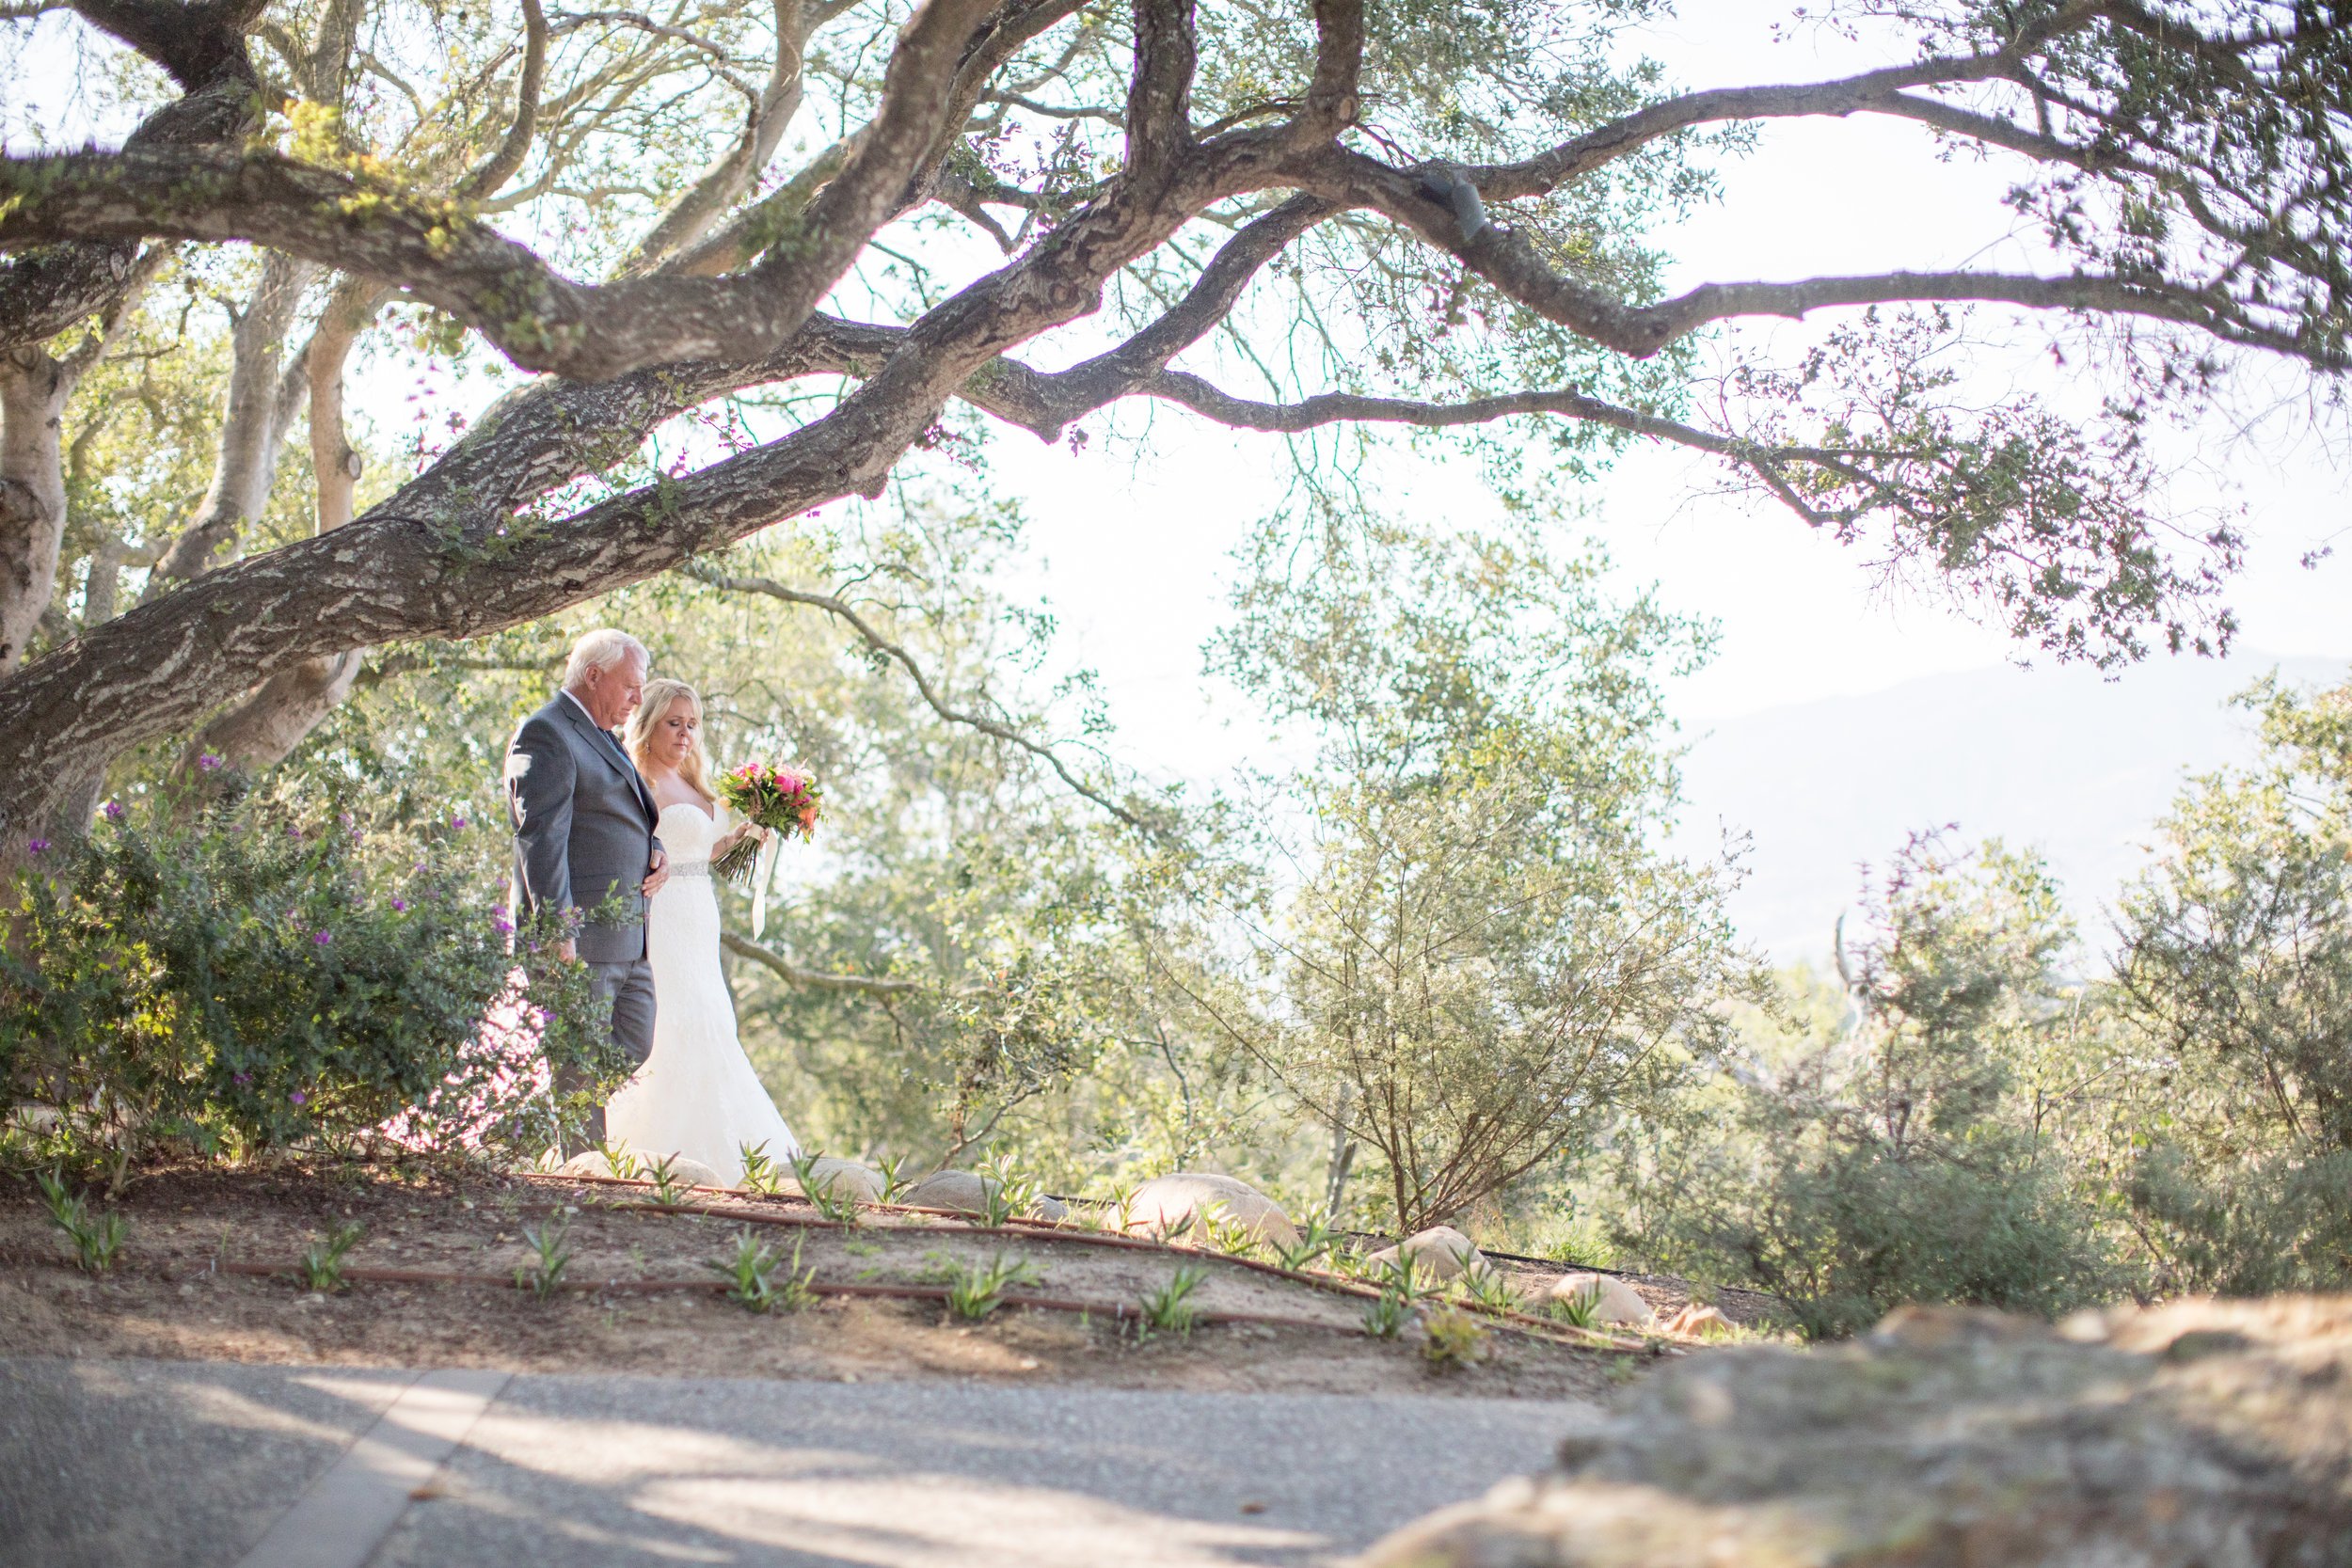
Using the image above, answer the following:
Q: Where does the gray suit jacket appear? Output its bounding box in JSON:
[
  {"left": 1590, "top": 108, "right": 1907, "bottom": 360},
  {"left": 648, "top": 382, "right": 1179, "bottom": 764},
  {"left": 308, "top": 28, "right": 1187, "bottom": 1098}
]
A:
[{"left": 505, "top": 692, "right": 663, "bottom": 964}]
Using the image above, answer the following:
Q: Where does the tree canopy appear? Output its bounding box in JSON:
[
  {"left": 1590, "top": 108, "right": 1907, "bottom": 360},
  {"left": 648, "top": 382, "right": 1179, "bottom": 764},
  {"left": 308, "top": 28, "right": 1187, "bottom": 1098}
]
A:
[{"left": 1, "top": 0, "right": 2347, "bottom": 851}]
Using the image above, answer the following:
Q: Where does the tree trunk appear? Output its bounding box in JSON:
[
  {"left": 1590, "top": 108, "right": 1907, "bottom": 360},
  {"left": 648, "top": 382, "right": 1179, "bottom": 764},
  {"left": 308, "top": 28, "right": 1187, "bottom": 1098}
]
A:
[
  {"left": 182, "top": 278, "right": 380, "bottom": 778},
  {"left": 146, "top": 253, "right": 313, "bottom": 587},
  {"left": 0, "top": 349, "right": 72, "bottom": 675}
]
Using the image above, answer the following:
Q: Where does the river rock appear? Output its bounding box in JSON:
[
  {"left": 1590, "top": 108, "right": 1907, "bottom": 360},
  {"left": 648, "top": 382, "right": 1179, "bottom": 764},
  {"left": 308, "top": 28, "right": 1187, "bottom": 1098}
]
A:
[
  {"left": 1124, "top": 1172, "right": 1299, "bottom": 1249},
  {"left": 1365, "top": 1225, "right": 1486, "bottom": 1283},
  {"left": 1547, "top": 1272, "right": 1654, "bottom": 1327},
  {"left": 1361, "top": 1295, "right": 2352, "bottom": 1568}
]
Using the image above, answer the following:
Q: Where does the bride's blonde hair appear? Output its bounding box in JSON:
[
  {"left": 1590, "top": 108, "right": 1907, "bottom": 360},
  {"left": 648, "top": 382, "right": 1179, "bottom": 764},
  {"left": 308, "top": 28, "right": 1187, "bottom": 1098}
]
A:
[{"left": 626, "top": 677, "right": 714, "bottom": 803}]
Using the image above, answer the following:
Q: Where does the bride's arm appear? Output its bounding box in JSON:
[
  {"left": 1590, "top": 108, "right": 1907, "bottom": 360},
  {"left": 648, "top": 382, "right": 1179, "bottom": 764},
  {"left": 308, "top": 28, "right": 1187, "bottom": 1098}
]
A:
[{"left": 711, "top": 799, "right": 763, "bottom": 857}]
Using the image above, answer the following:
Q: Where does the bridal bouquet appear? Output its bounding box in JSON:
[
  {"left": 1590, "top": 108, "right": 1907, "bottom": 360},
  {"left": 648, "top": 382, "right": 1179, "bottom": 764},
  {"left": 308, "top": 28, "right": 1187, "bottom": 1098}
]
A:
[{"left": 710, "top": 759, "right": 823, "bottom": 883}]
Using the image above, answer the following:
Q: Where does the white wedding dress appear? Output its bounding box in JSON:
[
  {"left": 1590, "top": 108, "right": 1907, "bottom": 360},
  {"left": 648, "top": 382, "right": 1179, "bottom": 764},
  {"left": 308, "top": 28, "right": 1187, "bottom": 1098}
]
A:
[{"left": 605, "top": 800, "right": 800, "bottom": 1183}]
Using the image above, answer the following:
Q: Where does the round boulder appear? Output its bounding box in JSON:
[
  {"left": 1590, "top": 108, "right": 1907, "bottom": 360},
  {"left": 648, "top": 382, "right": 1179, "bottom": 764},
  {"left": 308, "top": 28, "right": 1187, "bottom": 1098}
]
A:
[
  {"left": 1547, "top": 1272, "right": 1653, "bottom": 1327},
  {"left": 902, "top": 1169, "right": 992, "bottom": 1213},
  {"left": 1365, "top": 1225, "right": 1487, "bottom": 1283},
  {"left": 1124, "top": 1172, "right": 1299, "bottom": 1249},
  {"left": 901, "top": 1170, "right": 1073, "bottom": 1223},
  {"left": 791, "top": 1157, "right": 883, "bottom": 1206},
  {"left": 646, "top": 1154, "right": 724, "bottom": 1190},
  {"left": 1661, "top": 1303, "right": 1736, "bottom": 1340}
]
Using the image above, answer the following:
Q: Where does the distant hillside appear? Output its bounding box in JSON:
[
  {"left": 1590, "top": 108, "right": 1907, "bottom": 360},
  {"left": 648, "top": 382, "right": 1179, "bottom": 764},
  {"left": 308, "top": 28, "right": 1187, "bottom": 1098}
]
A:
[{"left": 1674, "top": 653, "right": 2351, "bottom": 963}]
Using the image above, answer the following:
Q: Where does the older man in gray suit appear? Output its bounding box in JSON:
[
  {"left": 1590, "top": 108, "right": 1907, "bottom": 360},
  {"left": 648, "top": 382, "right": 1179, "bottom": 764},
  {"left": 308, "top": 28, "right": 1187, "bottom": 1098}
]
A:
[{"left": 506, "top": 627, "right": 670, "bottom": 1149}]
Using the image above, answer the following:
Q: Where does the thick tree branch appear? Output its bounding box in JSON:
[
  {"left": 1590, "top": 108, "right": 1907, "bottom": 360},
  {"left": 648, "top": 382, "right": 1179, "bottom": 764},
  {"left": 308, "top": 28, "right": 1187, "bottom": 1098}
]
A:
[
  {"left": 0, "top": 0, "right": 265, "bottom": 351},
  {"left": 1123, "top": 0, "right": 1198, "bottom": 177},
  {"left": 1454, "top": 4, "right": 2106, "bottom": 200},
  {"left": 1285, "top": 146, "right": 2340, "bottom": 363},
  {"left": 618, "top": 0, "right": 804, "bottom": 272},
  {"left": 0, "top": 0, "right": 1005, "bottom": 381},
  {"left": 723, "top": 930, "right": 932, "bottom": 994},
  {"left": 454, "top": 0, "right": 549, "bottom": 201}
]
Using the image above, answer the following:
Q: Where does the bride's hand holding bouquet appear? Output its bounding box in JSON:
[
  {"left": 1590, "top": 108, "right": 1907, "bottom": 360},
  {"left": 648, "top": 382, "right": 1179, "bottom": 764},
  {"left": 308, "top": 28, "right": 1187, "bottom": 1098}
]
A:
[{"left": 710, "top": 758, "right": 822, "bottom": 883}]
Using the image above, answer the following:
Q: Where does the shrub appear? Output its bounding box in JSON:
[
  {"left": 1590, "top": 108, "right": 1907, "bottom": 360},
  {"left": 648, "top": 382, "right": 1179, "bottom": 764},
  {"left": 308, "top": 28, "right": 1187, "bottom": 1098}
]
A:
[
  {"left": 0, "top": 791, "right": 614, "bottom": 1167},
  {"left": 2125, "top": 1139, "right": 2352, "bottom": 1296},
  {"left": 1629, "top": 838, "right": 2115, "bottom": 1339},
  {"left": 1421, "top": 1307, "right": 1489, "bottom": 1370}
]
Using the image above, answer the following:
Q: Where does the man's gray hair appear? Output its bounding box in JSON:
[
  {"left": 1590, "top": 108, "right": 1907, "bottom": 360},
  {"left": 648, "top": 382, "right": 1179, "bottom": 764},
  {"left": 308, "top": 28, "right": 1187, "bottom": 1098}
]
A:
[{"left": 564, "top": 627, "right": 649, "bottom": 687}]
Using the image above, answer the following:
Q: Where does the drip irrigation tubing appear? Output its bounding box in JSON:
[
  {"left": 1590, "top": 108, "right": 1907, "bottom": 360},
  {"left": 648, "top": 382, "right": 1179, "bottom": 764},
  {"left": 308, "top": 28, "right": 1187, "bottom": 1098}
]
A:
[
  {"left": 193, "top": 1259, "right": 1360, "bottom": 1334},
  {"left": 512, "top": 1171, "right": 1655, "bottom": 1353}
]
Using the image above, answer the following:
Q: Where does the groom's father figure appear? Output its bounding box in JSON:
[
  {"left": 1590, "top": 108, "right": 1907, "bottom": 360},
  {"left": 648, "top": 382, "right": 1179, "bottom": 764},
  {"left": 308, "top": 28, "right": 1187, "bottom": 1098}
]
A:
[{"left": 506, "top": 627, "right": 670, "bottom": 1148}]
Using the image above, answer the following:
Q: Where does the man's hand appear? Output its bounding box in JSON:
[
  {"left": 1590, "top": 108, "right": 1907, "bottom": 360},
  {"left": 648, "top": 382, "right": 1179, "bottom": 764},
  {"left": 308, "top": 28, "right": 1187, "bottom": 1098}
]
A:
[
  {"left": 555, "top": 938, "right": 579, "bottom": 963},
  {"left": 642, "top": 847, "right": 670, "bottom": 898}
]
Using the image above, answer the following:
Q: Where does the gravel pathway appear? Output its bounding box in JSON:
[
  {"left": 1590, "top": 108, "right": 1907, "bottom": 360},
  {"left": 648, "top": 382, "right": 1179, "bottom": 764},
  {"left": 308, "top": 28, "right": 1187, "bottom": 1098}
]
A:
[{"left": 2, "top": 1355, "right": 1600, "bottom": 1567}]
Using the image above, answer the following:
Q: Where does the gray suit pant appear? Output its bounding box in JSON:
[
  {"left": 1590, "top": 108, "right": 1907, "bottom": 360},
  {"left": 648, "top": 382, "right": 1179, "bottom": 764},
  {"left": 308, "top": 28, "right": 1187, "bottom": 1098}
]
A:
[{"left": 564, "top": 957, "right": 656, "bottom": 1154}]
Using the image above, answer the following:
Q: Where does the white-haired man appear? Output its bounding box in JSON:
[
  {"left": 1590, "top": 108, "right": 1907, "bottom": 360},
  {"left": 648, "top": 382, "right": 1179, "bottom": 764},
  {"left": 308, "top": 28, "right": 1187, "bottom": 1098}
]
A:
[{"left": 504, "top": 627, "right": 670, "bottom": 1149}]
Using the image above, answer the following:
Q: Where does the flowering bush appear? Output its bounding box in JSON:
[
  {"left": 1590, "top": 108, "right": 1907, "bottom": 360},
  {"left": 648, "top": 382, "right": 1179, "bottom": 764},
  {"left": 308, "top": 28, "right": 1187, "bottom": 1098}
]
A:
[{"left": 0, "top": 794, "right": 618, "bottom": 1166}]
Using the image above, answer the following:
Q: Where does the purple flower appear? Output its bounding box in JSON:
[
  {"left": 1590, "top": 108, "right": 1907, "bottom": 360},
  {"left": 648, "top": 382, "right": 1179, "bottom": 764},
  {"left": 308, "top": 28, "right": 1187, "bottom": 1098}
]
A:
[
  {"left": 452, "top": 813, "right": 469, "bottom": 830},
  {"left": 102, "top": 800, "right": 125, "bottom": 821},
  {"left": 197, "top": 752, "right": 223, "bottom": 772},
  {"left": 313, "top": 930, "right": 333, "bottom": 945},
  {"left": 232, "top": 1071, "right": 251, "bottom": 1087},
  {"left": 533, "top": 1006, "right": 551, "bottom": 1027},
  {"left": 289, "top": 1090, "right": 308, "bottom": 1107},
  {"left": 25, "top": 838, "right": 48, "bottom": 856},
  {"left": 491, "top": 903, "right": 515, "bottom": 936},
  {"left": 390, "top": 898, "right": 409, "bottom": 912}
]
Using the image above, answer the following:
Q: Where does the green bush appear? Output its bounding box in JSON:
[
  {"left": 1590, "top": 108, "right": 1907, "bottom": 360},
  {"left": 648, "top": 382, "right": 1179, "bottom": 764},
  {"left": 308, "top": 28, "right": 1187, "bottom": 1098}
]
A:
[
  {"left": 2126, "top": 1139, "right": 2352, "bottom": 1297},
  {"left": 1659, "top": 1132, "right": 2110, "bottom": 1341},
  {"left": 1628, "top": 838, "right": 2115, "bottom": 1338},
  {"left": 0, "top": 790, "right": 615, "bottom": 1167}
]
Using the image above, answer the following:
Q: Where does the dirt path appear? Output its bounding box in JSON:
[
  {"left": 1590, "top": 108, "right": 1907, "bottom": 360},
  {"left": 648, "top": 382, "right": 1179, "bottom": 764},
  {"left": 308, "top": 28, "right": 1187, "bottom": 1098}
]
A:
[{"left": 6, "top": 1354, "right": 1611, "bottom": 1568}]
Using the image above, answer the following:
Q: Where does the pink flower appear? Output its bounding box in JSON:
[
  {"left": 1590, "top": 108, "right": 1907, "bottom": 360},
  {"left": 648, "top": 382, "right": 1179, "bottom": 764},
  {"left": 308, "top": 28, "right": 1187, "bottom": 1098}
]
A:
[
  {"left": 289, "top": 1090, "right": 308, "bottom": 1107},
  {"left": 390, "top": 898, "right": 409, "bottom": 912},
  {"left": 313, "top": 930, "right": 334, "bottom": 945},
  {"left": 197, "top": 752, "right": 224, "bottom": 772}
]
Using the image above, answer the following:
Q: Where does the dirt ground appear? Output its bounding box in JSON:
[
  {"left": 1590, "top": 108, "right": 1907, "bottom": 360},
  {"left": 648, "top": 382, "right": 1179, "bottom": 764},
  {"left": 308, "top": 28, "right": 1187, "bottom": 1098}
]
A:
[{"left": 0, "top": 1164, "right": 1714, "bottom": 1399}]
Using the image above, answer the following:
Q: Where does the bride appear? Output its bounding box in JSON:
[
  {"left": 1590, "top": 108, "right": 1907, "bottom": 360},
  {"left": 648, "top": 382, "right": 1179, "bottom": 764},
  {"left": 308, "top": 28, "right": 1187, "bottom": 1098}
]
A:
[{"left": 603, "top": 676, "right": 801, "bottom": 1182}]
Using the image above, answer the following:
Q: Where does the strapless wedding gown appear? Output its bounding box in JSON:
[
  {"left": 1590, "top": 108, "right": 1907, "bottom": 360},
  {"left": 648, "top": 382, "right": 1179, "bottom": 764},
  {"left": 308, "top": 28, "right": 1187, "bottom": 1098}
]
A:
[{"left": 605, "top": 800, "right": 800, "bottom": 1182}]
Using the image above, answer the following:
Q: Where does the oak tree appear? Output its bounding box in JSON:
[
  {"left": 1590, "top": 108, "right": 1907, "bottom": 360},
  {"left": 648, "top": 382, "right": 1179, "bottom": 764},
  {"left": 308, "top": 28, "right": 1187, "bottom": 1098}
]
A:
[{"left": 1, "top": 0, "right": 2346, "bottom": 851}]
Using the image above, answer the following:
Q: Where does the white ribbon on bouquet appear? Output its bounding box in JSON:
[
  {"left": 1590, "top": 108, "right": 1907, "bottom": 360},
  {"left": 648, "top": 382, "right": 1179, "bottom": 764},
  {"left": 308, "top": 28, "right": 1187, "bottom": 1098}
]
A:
[{"left": 750, "top": 830, "right": 783, "bottom": 941}]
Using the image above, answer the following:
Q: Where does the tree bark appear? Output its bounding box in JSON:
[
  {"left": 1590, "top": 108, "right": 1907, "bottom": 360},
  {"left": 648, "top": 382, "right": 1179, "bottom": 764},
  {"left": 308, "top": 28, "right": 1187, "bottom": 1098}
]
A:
[
  {"left": 181, "top": 277, "right": 379, "bottom": 776},
  {"left": 0, "top": 349, "right": 72, "bottom": 674},
  {"left": 147, "top": 254, "right": 315, "bottom": 586}
]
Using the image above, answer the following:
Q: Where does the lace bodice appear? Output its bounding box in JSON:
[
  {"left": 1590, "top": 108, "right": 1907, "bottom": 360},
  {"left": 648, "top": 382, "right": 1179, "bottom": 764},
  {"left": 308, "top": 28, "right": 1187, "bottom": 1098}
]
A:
[{"left": 656, "top": 800, "right": 727, "bottom": 874}]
